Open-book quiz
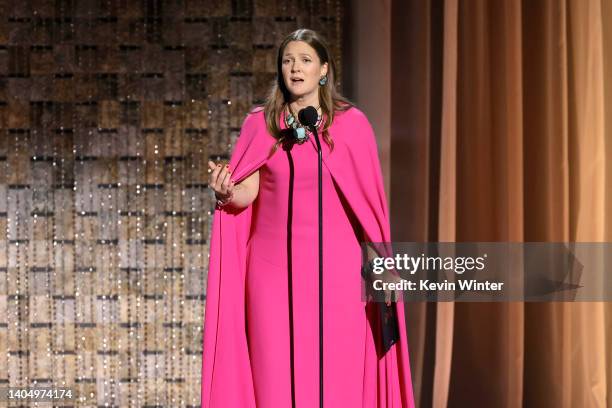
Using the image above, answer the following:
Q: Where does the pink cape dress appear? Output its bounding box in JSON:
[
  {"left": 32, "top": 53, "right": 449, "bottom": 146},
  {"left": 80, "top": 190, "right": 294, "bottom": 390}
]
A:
[{"left": 201, "top": 106, "right": 415, "bottom": 407}]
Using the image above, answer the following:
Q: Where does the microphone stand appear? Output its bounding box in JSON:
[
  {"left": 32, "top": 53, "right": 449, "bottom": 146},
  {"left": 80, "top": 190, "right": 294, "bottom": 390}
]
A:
[
  {"left": 283, "top": 122, "right": 322, "bottom": 407},
  {"left": 309, "top": 124, "right": 324, "bottom": 408}
]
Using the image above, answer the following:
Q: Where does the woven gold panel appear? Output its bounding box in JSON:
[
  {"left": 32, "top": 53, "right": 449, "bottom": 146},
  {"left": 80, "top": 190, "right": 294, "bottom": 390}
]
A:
[{"left": 0, "top": 1, "right": 344, "bottom": 406}]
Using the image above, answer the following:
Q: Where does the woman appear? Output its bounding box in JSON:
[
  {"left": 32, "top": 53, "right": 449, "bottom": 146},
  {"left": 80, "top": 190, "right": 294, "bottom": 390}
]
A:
[{"left": 202, "top": 29, "right": 415, "bottom": 407}]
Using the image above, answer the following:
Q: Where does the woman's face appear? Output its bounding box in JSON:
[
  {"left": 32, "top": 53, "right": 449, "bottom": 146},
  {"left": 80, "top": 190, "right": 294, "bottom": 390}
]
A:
[{"left": 281, "top": 40, "right": 328, "bottom": 100}]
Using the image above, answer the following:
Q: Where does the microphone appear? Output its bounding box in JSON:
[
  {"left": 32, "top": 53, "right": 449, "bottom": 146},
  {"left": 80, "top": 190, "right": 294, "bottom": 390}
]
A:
[{"left": 298, "top": 106, "right": 319, "bottom": 129}]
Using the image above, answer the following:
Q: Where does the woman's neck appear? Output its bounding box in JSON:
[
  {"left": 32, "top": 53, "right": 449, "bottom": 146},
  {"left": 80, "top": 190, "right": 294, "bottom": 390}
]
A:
[{"left": 289, "top": 94, "right": 320, "bottom": 112}]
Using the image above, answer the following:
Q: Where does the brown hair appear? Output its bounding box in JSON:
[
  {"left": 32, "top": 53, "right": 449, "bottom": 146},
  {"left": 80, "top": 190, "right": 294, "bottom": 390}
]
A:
[{"left": 259, "top": 28, "right": 354, "bottom": 154}]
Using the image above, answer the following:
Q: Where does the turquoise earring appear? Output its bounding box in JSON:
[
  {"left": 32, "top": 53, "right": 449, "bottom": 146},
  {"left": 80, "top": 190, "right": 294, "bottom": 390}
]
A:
[{"left": 319, "top": 76, "right": 328, "bottom": 86}]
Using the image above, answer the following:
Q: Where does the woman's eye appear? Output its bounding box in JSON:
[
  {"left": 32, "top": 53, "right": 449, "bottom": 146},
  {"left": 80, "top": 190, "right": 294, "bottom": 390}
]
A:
[{"left": 303, "top": 59, "right": 310, "bottom": 63}]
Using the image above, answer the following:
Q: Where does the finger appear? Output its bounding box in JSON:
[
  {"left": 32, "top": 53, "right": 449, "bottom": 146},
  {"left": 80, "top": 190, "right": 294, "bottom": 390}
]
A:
[
  {"left": 218, "top": 166, "right": 230, "bottom": 184},
  {"left": 210, "top": 161, "right": 221, "bottom": 178},
  {"left": 208, "top": 161, "right": 220, "bottom": 184},
  {"left": 225, "top": 180, "right": 235, "bottom": 196},
  {"left": 209, "top": 163, "right": 223, "bottom": 188},
  {"left": 217, "top": 166, "right": 229, "bottom": 190},
  {"left": 221, "top": 171, "right": 232, "bottom": 192}
]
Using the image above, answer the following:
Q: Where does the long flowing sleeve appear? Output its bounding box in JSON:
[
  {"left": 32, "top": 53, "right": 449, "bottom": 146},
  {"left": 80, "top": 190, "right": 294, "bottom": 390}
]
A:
[
  {"left": 321, "top": 107, "right": 416, "bottom": 407},
  {"left": 201, "top": 109, "right": 274, "bottom": 408}
]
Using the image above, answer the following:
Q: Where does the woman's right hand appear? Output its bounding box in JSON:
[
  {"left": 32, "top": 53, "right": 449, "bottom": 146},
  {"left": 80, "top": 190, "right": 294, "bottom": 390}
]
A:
[{"left": 208, "top": 160, "right": 235, "bottom": 205}]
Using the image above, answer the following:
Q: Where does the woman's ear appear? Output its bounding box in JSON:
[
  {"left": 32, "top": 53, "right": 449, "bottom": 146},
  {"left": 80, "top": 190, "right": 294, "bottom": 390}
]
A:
[{"left": 321, "top": 62, "right": 328, "bottom": 77}]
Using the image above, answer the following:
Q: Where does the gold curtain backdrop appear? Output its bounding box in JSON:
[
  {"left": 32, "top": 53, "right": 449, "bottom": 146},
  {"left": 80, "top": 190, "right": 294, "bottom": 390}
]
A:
[{"left": 390, "top": 0, "right": 612, "bottom": 407}]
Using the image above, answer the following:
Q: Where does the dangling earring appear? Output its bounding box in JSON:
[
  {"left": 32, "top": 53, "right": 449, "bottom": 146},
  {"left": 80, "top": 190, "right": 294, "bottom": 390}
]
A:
[{"left": 319, "top": 76, "right": 328, "bottom": 86}]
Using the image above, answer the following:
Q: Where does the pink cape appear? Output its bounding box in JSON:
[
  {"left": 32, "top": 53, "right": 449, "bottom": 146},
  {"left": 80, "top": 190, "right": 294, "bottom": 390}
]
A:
[{"left": 201, "top": 106, "right": 415, "bottom": 407}]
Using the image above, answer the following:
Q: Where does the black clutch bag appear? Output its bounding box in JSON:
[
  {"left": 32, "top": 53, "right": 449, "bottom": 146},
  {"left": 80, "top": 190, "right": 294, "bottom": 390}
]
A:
[{"left": 361, "top": 260, "right": 400, "bottom": 358}]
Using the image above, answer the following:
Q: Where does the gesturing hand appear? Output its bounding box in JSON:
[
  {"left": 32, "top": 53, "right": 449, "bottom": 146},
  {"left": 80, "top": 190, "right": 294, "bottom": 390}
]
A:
[{"left": 208, "top": 160, "right": 235, "bottom": 206}]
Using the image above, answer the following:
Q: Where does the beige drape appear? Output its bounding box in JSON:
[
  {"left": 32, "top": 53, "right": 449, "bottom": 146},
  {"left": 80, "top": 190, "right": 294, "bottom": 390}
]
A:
[{"left": 390, "top": 0, "right": 612, "bottom": 406}]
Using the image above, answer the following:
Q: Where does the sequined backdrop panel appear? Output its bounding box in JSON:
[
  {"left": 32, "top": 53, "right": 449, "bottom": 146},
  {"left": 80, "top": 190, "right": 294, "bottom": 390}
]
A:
[{"left": 0, "top": 1, "right": 343, "bottom": 406}]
